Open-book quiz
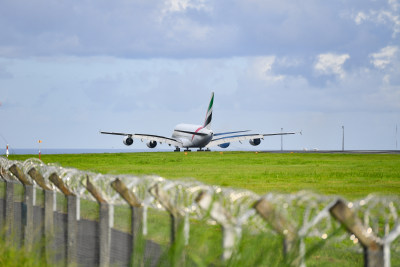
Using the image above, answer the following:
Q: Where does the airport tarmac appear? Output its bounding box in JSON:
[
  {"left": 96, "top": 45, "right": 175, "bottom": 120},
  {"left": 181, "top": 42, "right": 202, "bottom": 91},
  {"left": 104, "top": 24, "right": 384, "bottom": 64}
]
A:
[
  {"left": 262, "top": 150, "right": 400, "bottom": 154},
  {"left": 2, "top": 148, "right": 399, "bottom": 155}
]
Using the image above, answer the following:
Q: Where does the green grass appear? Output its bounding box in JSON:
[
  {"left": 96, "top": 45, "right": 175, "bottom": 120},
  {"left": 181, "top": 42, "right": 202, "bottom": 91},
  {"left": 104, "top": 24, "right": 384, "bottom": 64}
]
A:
[
  {"left": 3, "top": 152, "right": 400, "bottom": 266},
  {"left": 0, "top": 227, "right": 49, "bottom": 267},
  {"left": 0, "top": 241, "right": 47, "bottom": 267},
  {"left": 9, "top": 151, "right": 400, "bottom": 199}
]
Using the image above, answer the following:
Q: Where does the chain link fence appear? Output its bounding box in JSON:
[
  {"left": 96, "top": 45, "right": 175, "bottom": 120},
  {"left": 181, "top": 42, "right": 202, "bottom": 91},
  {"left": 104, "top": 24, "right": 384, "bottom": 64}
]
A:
[{"left": 0, "top": 157, "right": 399, "bottom": 266}]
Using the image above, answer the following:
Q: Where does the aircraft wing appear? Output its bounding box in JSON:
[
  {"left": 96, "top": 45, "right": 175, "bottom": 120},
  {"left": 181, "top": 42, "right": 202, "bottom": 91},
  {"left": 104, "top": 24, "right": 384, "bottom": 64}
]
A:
[
  {"left": 206, "top": 133, "right": 265, "bottom": 147},
  {"left": 263, "top": 132, "right": 296, "bottom": 136},
  {"left": 100, "top": 131, "right": 183, "bottom": 147},
  {"left": 213, "top": 130, "right": 251, "bottom": 136},
  {"left": 206, "top": 132, "right": 297, "bottom": 147}
]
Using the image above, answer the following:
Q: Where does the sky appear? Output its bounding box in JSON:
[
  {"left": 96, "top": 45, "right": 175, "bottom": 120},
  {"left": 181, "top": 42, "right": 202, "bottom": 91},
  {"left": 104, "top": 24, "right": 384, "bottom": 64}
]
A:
[{"left": 1, "top": 0, "right": 399, "bottom": 151}]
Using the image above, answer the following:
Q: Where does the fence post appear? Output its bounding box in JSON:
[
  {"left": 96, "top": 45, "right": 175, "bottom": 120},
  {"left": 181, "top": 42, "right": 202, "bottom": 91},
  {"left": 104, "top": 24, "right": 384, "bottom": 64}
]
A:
[
  {"left": 111, "top": 178, "right": 143, "bottom": 267},
  {"left": 149, "top": 183, "right": 183, "bottom": 244},
  {"left": 4, "top": 179, "right": 15, "bottom": 242},
  {"left": 8, "top": 164, "right": 34, "bottom": 251},
  {"left": 1, "top": 167, "right": 15, "bottom": 242},
  {"left": 329, "top": 199, "right": 384, "bottom": 267},
  {"left": 195, "top": 191, "right": 239, "bottom": 262},
  {"left": 9, "top": 164, "right": 32, "bottom": 186},
  {"left": 23, "top": 184, "right": 34, "bottom": 251},
  {"left": 28, "top": 168, "right": 55, "bottom": 259},
  {"left": 149, "top": 183, "right": 186, "bottom": 266},
  {"left": 85, "top": 176, "right": 110, "bottom": 267},
  {"left": 28, "top": 168, "right": 52, "bottom": 191},
  {"left": 254, "top": 198, "right": 297, "bottom": 257},
  {"left": 65, "top": 194, "right": 78, "bottom": 266},
  {"left": 49, "top": 172, "right": 77, "bottom": 267},
  {"left": 5, "top": 181, "right": 14, "bottom": 241},
  {"left": 0, "top": 168, "right": 6, "bottom": 231}
]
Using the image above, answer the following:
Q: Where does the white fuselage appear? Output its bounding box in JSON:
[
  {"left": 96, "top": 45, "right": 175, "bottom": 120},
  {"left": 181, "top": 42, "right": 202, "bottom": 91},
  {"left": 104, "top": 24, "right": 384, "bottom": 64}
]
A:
[{"left": 172, "top": 123, "right": 214, "bottom": 148}]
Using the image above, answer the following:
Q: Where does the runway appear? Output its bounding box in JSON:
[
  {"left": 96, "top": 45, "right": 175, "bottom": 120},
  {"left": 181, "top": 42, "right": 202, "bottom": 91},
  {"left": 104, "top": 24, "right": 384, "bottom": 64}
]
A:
[{"left": 261, "top": 150, "right": 400, "bottom": 154}]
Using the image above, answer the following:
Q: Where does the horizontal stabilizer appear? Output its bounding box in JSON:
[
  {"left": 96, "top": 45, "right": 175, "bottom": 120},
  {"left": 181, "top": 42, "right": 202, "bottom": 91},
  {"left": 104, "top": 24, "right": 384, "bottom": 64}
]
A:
[{"left": 174, "top": 130, "right": 209, "bottom": 136}]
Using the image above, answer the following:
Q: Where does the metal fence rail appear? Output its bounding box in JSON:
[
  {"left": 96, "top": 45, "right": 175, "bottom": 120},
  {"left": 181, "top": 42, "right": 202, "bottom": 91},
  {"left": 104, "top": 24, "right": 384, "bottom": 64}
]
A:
[{"left": 0, "top": 157, "right": 399, "bottom": 267}]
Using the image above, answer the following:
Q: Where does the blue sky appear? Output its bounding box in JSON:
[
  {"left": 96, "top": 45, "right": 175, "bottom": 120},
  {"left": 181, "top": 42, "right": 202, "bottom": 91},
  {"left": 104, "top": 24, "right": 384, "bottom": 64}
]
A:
[{"left": 1, "top": 0, "right": 399, "bottom": 150}]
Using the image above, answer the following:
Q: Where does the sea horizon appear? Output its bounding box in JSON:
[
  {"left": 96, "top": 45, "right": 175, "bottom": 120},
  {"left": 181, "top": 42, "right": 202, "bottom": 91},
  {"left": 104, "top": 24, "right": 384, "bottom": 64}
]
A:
[
  {"left": 2, "top": 148, "right": 399, "bottom": 156},
  {"left": 1, "top": 148, "right": 173, "bottom": 155}
]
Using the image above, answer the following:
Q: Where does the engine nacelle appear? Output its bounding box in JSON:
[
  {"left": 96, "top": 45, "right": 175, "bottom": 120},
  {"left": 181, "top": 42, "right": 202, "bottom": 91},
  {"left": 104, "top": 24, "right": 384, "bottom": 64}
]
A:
[
  {"left": 123, "top": 136, "right": 133, "bottom": 146},
  {"left": 146, "top": 140, "right": 157, "bottom": 148},
  {"left": 218, "top": 143, "right": 230, "bottom": 149},
  {"left": 249, "top": 138, "right": 261, "bottom": 146}
]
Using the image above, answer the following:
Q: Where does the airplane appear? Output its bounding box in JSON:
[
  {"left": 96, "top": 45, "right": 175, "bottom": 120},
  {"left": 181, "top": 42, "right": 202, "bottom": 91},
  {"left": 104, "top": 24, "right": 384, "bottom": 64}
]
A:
[{"left": 100, "top": 92, "right": 297, "bottom": 152}]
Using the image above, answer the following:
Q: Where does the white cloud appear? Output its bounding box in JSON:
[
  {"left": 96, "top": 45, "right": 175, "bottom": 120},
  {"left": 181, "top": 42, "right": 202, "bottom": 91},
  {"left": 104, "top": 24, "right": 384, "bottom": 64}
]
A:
[
  {"left": 250, "top": 56, "right": 285, "bottom": 82},
  {"left": 389, "top": 0, "right": 399, "bottom": 11},
  {"left": 370, "top": 45, "right": 398, "bottom": 69},
  {"left": 160, "top": 0, "right": 211, "bottom": 20},
  {"left": 163, "top": 0, "right": 209, "bottom": 13},
  {"left": 0, "top": 0, "right": 387, "bottom": 59},
  {"left": 353, "top": 0, "right": 400, "bottom": 38},
  {"left": 314, "top": 53, "right": 350, "bottom": 79},
  {"left": 252, "top": 56, "right": 274, "bottom": 74},
  {"left": 354, "top": 12, "right": 368, "bottom": 25},
  {"left": 1, "top": 55, "right": 399, "bottom": 150},
  {"left": 377, "top": 10, "right": 400, "bottom": 38},
  {"left": 0, "top": 0, "right": 399, "bottom": 150}
]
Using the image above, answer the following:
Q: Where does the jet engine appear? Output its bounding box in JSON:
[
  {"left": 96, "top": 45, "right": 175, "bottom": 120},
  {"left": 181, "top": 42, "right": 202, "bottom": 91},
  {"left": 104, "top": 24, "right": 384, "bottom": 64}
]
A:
[
  {"left": 123, "top": 136, "right": 133, "bottom": 146},
  {"left": 218, "top": 143, "right": 230, "bottom": 149},
  {"left": 249, "top": 138, "right": 261, "bottom": 146},
  {"left": 147, "top": 140, "right": 157, "bottom": 148}
]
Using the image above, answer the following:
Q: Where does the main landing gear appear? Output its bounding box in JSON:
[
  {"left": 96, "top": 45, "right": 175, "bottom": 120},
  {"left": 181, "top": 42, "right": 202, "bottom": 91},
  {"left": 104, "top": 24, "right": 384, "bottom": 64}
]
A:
[
  {"left": 197, "top": 148, "right": 211, "bottom": 152},
  {"left": 175, "top": 147, "right": 211, "bottom": 152}
]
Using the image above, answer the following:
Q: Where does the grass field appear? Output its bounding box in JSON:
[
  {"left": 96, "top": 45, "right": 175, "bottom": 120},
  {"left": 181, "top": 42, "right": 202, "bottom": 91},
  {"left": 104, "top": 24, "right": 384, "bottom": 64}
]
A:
[
  {"left": 9, "top": 151, "right": 400, "bottom": 199},
  {"left": 4, "top": 151, "right": 400, "bottom": 266}
]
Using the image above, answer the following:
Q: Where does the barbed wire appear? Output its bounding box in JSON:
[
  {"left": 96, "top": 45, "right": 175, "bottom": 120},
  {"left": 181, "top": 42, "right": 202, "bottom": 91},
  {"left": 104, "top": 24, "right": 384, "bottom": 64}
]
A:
[{"left": 1, "top": 157, "right": 399, "bottom": 260}]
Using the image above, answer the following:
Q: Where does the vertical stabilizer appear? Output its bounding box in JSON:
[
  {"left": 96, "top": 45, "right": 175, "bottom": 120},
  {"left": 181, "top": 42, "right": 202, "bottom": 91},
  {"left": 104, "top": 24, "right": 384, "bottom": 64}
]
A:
[{"left": 204, "top": 92, "right": 214, "bottom": 129}]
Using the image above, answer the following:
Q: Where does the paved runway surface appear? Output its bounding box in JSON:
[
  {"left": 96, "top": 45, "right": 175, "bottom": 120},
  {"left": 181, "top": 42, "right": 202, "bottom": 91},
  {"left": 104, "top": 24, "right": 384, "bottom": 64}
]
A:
[{"left": 261, "top": 150, "right": 400, "bottom": 154}]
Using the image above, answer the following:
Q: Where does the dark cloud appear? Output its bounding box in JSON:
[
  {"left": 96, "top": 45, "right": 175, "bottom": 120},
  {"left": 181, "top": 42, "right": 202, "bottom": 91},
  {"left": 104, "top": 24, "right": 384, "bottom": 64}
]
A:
[{"left": 0, "top": 0, "right": 397, "bottom": 62}]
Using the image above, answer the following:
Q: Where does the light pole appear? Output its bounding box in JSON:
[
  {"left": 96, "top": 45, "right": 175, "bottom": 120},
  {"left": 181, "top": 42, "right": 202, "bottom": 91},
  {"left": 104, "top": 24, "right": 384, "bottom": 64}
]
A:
[
  {"left": 38, "top": 140, "right": 42, "bottom": 160},
  {"left": 342, "top": 126, "right": 344, "bottom": 151},
  {"left": 281, "top": 128, "right": 283, "bottom": 151}
]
